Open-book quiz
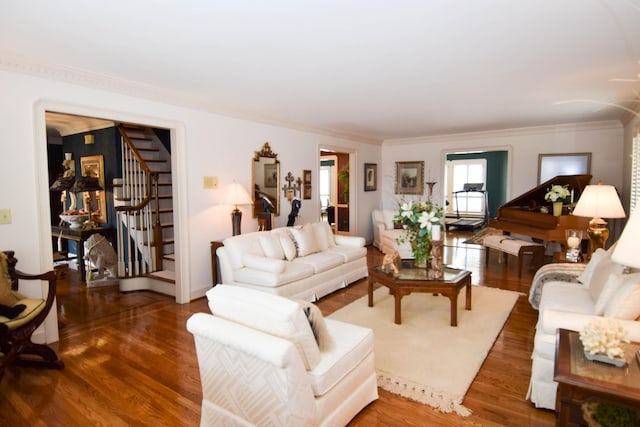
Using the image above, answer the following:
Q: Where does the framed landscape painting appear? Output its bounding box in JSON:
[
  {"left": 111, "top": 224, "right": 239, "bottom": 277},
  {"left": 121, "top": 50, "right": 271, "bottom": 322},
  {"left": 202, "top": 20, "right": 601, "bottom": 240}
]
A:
[{"left": 395, "top": 161, "right": 424, "bottom": 195}]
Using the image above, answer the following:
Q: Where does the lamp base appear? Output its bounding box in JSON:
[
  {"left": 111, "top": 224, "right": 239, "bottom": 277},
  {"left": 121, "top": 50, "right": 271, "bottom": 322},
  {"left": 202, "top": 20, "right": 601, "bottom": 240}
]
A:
[
  {"left": 586, "top": 217, "right": 609, "bottom": 258},
  {"left": 231, "top": 209, "right": 242, "bottom": 236}
]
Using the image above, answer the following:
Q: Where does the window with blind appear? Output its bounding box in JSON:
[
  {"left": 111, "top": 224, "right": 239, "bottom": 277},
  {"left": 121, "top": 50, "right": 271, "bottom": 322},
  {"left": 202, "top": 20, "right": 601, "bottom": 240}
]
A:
[{"left": 631, "top": 130, "right": 640, "bottom": 213}]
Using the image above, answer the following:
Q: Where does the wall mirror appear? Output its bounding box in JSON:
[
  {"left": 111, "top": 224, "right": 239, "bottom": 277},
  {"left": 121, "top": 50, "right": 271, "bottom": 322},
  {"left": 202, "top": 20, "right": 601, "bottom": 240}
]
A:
[{"left": 252, "top": 142, "right": 280, "bottom": 217}]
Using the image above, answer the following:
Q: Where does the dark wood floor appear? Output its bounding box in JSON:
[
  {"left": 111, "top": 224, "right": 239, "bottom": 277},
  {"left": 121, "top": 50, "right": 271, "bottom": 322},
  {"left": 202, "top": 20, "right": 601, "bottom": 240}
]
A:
[{"left": 0, "top": 231, "right": 555, "bottom": 426}]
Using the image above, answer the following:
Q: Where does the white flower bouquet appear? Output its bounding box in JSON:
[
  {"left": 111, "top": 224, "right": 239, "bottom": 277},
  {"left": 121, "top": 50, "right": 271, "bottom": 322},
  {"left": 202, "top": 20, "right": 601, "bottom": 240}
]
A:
[
  {"left": 544, "top": 184, "right": 571, "bottom": 203},
  {"left": 579, "top": 318, "right": 629, "bottom": 361}
]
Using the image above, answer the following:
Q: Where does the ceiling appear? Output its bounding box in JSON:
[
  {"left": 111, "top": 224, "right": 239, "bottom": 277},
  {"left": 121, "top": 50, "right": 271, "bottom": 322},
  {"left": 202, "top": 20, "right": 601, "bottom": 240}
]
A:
[{"left": 2, "top": 0, "right": 640, "bottom": 142}]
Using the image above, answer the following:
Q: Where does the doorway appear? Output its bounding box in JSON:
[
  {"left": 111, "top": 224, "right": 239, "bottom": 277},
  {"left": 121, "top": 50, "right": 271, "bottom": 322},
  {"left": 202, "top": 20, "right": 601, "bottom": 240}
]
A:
[{"left": 319, "top": 148, "right": 354, "bottom": 234}]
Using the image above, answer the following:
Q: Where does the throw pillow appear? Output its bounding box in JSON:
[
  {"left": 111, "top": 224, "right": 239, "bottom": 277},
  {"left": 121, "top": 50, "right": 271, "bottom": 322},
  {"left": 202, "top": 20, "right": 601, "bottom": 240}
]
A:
[
  {"left": 594, "top": 273, "right": 624, "bottom": 315},
  {"left": 603, "top": 273, "right": 640, "bottom": 320},
  {"left": 259, "top": 234, "right": 284, "bottom": 260},
  {"left": 577, "top": 248, "right": 606, "bottom": 286},
  {"left": 290, "top": 224, "right": 320, "bottom": 257},
  {"left": 279, "top": 233, "right": 297, "bottom": 261},
  {"left": 0, "top": 252, "right": 20, "bottom": 307},
  {"left": 297, "top": 299, "right": 334, "bottom": 351},
  {"left": 577, "top": 247, "right": 625, "bottom": 302}
]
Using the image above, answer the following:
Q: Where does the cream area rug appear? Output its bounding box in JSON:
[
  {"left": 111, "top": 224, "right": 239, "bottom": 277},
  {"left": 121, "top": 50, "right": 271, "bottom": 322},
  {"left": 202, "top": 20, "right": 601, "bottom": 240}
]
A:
[{"left": 328, "top": 285, "right": 520, "bottom": 416}]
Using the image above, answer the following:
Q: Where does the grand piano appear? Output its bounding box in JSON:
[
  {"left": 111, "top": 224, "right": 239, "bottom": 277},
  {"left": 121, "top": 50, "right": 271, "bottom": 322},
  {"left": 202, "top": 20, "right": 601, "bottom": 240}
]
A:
[{"left": 489, "top": 174, "right": 592, "bottom": 246}]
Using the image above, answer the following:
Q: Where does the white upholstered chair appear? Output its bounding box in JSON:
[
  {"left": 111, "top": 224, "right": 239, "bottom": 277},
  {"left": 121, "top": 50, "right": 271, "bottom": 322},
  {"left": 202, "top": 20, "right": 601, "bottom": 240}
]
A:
[
  {"left": 186, "top": 285, "right": 378, "bottom": 426},
  {"left": 371, "top": 209, "right": 413, "bottom": 258}
]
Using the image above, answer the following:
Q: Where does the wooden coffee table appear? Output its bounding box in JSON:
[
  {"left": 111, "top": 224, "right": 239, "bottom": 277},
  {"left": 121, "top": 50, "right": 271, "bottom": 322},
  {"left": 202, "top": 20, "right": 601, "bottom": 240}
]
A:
[
  {"left": 368, "top": 262, "right": 472, "bottom": 326},
  {"left": 554, "top": 328, "right": 640, "bottom": 426}
]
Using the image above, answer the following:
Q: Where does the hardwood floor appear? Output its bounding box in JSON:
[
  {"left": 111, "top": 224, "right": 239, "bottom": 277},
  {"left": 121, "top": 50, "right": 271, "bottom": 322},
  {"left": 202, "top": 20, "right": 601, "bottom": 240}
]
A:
[{"left": 0, "top": 232, "right": 556, "bottom": 426}]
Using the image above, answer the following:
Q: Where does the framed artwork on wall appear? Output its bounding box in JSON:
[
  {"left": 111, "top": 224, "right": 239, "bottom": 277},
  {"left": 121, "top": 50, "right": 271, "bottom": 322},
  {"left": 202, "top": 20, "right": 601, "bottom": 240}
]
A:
[
  {"left": 302, "top": 170, "right": 312, "bottom": 199},
  {"left": 364, "top": 163, "right": 377, "bottom": 191},
  {"left": 395, "top": 161, "right": 424, "bottom": 195},
  {"left": 303, "top": 169, "right": 311, "bottom": 185},
  {"left": 80, "top": 155, "right": 107, "bottom": 224}
]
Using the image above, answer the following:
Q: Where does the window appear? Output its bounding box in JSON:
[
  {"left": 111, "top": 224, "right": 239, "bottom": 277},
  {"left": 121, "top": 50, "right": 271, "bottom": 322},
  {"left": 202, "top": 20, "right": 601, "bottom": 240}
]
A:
[
  {"left": 631, "top": 131, "right": 640, "bottom": 213},
  {"left": 445, "top": 159, "right": 487, "bottom": 216}
]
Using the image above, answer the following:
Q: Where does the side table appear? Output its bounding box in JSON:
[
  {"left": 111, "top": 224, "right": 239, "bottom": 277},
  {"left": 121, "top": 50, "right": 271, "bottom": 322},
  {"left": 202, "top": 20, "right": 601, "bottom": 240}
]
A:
[
  {"left": 554, "top": 328, "right": 640, "bottom": 426},
  {"left": 210, "top": 240, "right": 224, "bottom": 286},
  {"left": 51, "top": 225, "right": 110, "bottom": 282}
]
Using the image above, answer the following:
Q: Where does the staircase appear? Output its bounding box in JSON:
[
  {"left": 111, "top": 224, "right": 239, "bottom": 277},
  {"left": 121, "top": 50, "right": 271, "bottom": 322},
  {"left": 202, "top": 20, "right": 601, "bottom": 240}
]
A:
[{"left": 113, "top": 124, "right": 175, "bottom": 293}]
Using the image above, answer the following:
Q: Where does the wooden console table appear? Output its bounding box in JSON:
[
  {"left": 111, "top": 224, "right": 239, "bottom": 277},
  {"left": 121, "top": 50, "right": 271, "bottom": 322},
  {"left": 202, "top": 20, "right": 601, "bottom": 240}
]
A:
[
  {"left": 210, "top": 240, "right": 224, "bottom": 286},
  {"left": 554, "top": 328, "right": 640, "bottom": 426},
  {"left": 51, "top": 225, "right": 109, "bottom": 282}
]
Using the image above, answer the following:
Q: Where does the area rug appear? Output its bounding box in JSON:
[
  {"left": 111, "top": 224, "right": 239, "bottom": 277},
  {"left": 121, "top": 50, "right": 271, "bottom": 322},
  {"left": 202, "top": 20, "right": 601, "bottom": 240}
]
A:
[
  {"left": 328, "top": 285, "right": 520, "bottom": 416},
  {"left": 462, "top": 226, "right": 502, "bottom": 245}
]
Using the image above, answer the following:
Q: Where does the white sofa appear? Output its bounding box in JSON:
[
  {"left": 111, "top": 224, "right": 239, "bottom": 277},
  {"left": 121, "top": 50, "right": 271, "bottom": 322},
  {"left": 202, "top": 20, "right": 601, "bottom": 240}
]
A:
[
  {"left": 187, "top": 285, "right": 378, "bottom": 426},
  {"left": 527, "top": 246, "right": 640, "bottom": 410},
  {"left": 216, "top": 222, "right": 368, "bottom": 301},
  {"left": 371, "top": 209, "right": 413, "bottom": 258}
]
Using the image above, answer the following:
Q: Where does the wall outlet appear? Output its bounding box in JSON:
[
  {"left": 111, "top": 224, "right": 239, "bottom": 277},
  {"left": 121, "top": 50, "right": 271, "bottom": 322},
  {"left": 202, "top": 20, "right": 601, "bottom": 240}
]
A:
[
  {"left": 203, "top": 176, "right": 218, "bottom": 189},
  {"left": 0, "top": 208, "right": 11, "bottom": 224}
]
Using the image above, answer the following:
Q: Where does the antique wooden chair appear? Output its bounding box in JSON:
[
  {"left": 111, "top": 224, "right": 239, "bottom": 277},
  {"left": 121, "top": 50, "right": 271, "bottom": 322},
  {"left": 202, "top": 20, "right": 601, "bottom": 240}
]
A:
[{"left": 0, "top": 250, "right": 64, "bottom": 381}]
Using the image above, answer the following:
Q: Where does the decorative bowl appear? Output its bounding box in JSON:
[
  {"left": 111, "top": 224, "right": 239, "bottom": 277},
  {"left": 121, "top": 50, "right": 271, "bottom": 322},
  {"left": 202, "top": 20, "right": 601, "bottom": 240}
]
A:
[{"left": 59, "top": 214, "right": 88, "bottom": 229}]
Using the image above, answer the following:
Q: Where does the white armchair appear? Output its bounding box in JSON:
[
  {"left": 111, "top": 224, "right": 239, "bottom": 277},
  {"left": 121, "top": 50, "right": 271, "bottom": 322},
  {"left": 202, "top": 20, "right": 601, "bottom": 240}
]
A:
[
  {"left": 371, "top": 209, "right": 413, "bottom": 258},
  {"left": 527, "top": 247, "right": 640, "bottom": 410},
  {"left": 187, "top": 285, "right": 378, "bottom": 426}
]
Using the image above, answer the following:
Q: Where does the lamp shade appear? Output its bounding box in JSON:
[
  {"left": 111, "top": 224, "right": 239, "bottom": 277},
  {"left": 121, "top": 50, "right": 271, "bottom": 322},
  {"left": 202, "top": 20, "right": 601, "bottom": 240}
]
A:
[
  {"left": 223, "top": 182, "right": 252, "bottom": 208},
  {"left": 49, "top": 175, "right": 74, "bottom": 191},
  {"left": 612, "top": 210, "right": 640, "bottom": 268},
  {"left": 572, "top": 184, "right": 625, "bottom": 219}
]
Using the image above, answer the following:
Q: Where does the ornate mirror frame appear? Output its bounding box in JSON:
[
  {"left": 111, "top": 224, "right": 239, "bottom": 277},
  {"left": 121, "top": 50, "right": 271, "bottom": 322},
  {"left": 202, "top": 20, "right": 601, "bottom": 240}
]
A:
[{"left": 252, "top": 142, "right": 280, "bottom": 217}]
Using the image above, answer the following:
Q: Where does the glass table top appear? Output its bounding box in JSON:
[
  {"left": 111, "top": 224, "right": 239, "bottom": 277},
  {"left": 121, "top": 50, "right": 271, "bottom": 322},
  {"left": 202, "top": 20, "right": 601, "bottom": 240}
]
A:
[{"left": 375, "top": 261, "right": 468, "bottom": 282}]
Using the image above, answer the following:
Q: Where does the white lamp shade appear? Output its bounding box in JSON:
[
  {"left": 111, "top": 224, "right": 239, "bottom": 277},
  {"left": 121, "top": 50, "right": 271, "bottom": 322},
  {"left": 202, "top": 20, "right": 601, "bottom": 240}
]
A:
[
  {"left": 572, "top": 184, "right": 626, "bottom": 219},
  {"left": 612, "top": 210, "right": 640, "bottom": 268},
  {"left": 223, "top": 182, "right": 253, "bottom": 207}
]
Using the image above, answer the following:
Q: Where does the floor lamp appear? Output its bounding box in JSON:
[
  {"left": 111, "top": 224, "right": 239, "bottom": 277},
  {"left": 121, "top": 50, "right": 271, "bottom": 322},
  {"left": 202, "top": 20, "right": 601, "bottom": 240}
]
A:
[
  {"left": 224, "top": 182, "right": 253, "bottom": 236},
  {"left": 572, "top": 182, "right": 625, "bottom": 257}
]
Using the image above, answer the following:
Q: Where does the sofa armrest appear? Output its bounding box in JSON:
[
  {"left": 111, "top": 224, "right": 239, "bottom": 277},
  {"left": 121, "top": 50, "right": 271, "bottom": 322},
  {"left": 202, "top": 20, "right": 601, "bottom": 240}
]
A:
[
  {"left": 529, "top": 263, "right": 586, "bottom": 310},
  {"left": 334, "top": 235, "right": 365, "bottom": 248},
  {"left": 540, "top": 309, "right": 640, "bottom": 342}
]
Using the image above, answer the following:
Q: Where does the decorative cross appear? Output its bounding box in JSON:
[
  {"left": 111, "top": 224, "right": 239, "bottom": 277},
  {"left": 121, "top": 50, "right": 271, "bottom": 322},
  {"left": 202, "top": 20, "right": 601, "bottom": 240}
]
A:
[{"left": 282, "top": 171, "right": 301, "bottom": 201}]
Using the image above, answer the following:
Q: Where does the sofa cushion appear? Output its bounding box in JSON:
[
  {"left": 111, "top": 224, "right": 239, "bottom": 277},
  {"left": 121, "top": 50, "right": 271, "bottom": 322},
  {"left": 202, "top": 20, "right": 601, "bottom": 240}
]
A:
[
  {"left": 326, "top": 245, "right": 367, "bottom": 263},
  {"left": 538, "top": 281, "right": 594, "bottom": 315},
  {"left": 297, "top": 300, "right": 334, "bottom": 351},
  {"left": 206, "top": 285, "right": 321, "bottom": 370},
  {"left": 279, "top": 233, "right": 298, "bottom": 261},
  {"left": 242, "top": 254, "right": 286, "bottom": 274},
  {"left": 312, "top": 222, "right": 336, "bottom": 250},
  {"left": 259, "top": 234, "right": 285, "bottom": 260},
  {"left": 294, "top": 252, "right": 343, "bottom": 274},
  {"left": 594, "top": 273, "right": 625, "bottom": 315},
  {"left": 234, "top": 262, "right": 314, "bottom": 288},
  {"left": 577, "top": 247, "right": 624, "bottom": 302},
  {"left": 223, "top": 232, "right": 266, "bottom": 270},
  {"left": 604, "top": 273, "right": 640, "bottom": 320},
  {"left": 307, "top": 318, "right": 374, "bottom": 396},
  {"left": 290, "top": 224, "right": 320, "bottom": 257}
]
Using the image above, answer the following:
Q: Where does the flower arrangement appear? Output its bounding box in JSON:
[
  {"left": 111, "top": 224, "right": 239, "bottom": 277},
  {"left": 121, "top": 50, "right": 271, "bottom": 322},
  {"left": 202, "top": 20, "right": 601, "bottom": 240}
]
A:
[
  {"left": 579, "top": 318, "right": 629, "bottom": 360},
  {"left": 393, "top": 199, "right": 443, "bottom": 265},
  {"left": 544, "top": 184, "right": 571, "bottom": 203}
]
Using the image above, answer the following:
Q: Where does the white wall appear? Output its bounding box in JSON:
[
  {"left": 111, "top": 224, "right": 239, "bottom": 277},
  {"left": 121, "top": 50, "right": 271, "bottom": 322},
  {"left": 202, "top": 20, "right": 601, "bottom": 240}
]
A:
[
  {"left": 381, "top": 121, "right": 625, "bottom": 211},
  {"left": 0, "top": 69, "right": 381, "bottom": 328}
]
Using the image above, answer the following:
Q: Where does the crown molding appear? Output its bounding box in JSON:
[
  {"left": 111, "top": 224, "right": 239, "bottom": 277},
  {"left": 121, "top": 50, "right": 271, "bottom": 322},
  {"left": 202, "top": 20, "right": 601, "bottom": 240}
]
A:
[
  {"left": 0, "top": 52, "right": 382, "bottom": 145},
  {"left": 382, "top": 120, "right": 623, "bottom": 146}
]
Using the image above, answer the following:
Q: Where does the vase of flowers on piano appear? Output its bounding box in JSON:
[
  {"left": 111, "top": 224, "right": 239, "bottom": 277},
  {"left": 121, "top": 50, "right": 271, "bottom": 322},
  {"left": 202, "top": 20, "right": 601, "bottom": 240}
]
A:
[
  {"left": 544, "top": 184, "right": 571, "bottom": 216},
  {"left": 393, "top": 199, "right": 444, "bottom": 267}
]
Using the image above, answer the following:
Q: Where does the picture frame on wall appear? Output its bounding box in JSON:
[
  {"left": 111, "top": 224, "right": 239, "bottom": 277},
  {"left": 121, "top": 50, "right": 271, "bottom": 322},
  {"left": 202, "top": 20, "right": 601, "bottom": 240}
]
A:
[
  {"left": 364, "top": 163, "right": 377, "bottom": 191},
  {"left": 80, "top": 155, "right": 107, "bottom": 224},
  {"left": 303, "top": 169, "right": 311, "bottom": 185},
  {"left": 395, "top": 161, "right": 424, "bottom": 195},
  {"left": 303, "top": 185, "right": 312, "bottom": 200}
]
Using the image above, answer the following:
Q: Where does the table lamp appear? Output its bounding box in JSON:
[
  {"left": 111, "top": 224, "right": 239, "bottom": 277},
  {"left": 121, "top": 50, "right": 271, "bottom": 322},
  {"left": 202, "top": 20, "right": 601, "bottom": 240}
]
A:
[
  {"left": 224, "top": 181, "right": 253, "bottom": 236},
  {"left": 572, "top": 182, "right": 625, "bottom": 256},
  {"left": 71, "top": 175, "right": 104, "bottom": 229},
  {"left": 612, "top": 209, "right": 640, "bottom": 270}
]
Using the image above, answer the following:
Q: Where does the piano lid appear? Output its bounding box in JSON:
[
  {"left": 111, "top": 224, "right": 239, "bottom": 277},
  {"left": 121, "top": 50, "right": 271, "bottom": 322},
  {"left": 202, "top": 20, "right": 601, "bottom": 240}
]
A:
[{"left": 499, "top": 174, "right": 592, "bottom": 212}]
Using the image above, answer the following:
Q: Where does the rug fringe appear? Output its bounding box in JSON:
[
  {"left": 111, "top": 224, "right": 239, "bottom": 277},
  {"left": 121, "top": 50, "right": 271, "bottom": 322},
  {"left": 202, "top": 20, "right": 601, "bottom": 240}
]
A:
[{"left": 377, "top": 370, "right": 472, "bottom": 417}]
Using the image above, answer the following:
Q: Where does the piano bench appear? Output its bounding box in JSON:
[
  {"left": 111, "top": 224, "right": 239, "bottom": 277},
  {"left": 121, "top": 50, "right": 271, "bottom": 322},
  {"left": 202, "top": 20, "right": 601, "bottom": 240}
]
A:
[{"left": 483, "top": 235, "right": 545, "bottom": 277}]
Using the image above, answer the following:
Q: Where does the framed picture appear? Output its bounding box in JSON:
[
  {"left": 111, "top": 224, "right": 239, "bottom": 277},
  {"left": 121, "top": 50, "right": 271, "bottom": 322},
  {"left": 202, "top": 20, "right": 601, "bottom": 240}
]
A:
[
  {"left": 538, "top": 152, "right": 592, "bottom": 183},
  {"left": 303, "top": 169, "right": 311, "bottom": 185},
  {"left": 303, "top": 185, "right": 312, "bottom": 200},
  {"left": 364, "top": 163, "right": 377, "bottom": 191},
  {"left": 395, "top": 161, "right": 424, "bottom": 195},
  {"left": 80, "top": 155, "right": 107, "bottom": 223},
  {"left": 264, "top": 163, "right": 278, "bottom": 188}
]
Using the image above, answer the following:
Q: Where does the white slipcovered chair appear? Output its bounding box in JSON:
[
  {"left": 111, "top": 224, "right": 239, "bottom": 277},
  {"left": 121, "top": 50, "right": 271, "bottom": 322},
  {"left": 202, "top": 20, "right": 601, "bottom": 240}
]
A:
[
  {"left": 371, "top": 209, "right": 413, "bottom": 258},
  {"left": 186, "top": 285, "right": 378, "bottom": 426},
  {"left": 526, "top": 246, "right": 640, "bottom": 410}
]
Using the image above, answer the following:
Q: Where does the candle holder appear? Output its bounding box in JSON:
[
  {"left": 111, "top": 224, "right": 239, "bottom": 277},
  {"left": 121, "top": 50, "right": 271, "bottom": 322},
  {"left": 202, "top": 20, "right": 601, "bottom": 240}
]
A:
[{"left": 565, "top": 229, "right": 583, "bottom": 262}]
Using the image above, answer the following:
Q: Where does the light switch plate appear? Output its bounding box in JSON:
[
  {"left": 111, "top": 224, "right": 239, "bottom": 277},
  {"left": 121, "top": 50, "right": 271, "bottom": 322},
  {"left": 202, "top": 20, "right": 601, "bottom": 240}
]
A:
[
  {"left": 203, "top": 176, "right": 218, "bottom": 189},
  {"left": 0, "top": 208, "right": 11, "bottom": 224}
]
